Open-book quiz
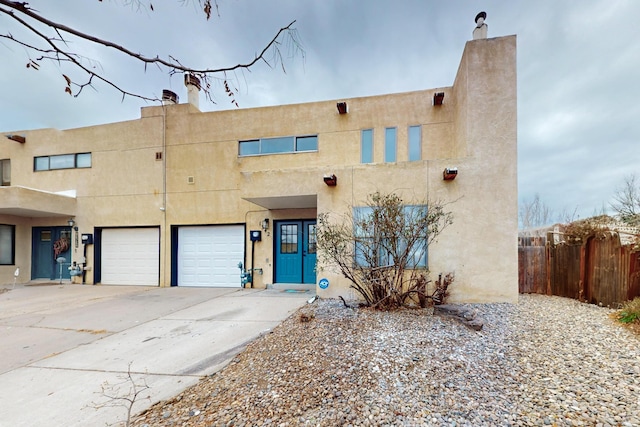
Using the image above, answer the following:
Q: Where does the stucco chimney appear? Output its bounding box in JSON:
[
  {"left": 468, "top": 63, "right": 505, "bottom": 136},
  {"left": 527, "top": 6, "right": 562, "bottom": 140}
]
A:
[
  {"left": 473, "top": 11, "right": 488, "bottom": 40},
  {"left": 162, "top": 89, "right": 179, "bottom": 105},
  {"left": 184, "top": 74, "right": 201, "bottom": 109}
]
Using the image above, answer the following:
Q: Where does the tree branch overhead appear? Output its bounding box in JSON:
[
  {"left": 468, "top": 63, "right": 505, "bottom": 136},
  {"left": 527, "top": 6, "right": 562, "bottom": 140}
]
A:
[{"left": 0, "top": 0, "right": 303, "bottom": 103}]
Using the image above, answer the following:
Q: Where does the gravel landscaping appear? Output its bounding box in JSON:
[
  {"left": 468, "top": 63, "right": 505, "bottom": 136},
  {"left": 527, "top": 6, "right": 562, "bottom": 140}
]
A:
[{"left": 133, "top": 294, "right": 640, "bottom": 427}]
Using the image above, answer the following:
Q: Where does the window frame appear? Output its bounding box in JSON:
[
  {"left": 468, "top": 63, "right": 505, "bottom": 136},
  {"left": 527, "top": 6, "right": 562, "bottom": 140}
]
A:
[
  {"left": 361, "top": 129, "right": 374, "bottom": 164},
  {"left": 34, "top": 152, "right": 92, "bottom": 171},
  {"left": 384, "top": 127, "right": 397, "bottom": 163},
  {"left": 408, "top": 125, "right": 422, "bottom": 161},
  {"left": 0, "top": 159, "right": 10, "bottom": 186},
  {"left": 238, "top": 135, "right": 318, "bottom": 157},
  {"left": 0, "top": 224, "right": 16, "bottom": 265},
  {"left": 353, "top": 205, "right": 428, "bottom": 269}
]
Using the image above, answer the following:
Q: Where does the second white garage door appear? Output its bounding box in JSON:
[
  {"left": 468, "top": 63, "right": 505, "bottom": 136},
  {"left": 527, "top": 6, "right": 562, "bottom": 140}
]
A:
[
  {"left": 178, "top": 225, "right": 244, "bottom": 287},
  {"left": 101, "top": 228, "right": 160, "bottom": 286}
]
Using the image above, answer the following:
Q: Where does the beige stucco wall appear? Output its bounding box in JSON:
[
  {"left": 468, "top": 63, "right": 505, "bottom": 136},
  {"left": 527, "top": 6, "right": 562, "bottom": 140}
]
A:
[{"left": 0, "top": 35, "right": 517, "bottom": 303}]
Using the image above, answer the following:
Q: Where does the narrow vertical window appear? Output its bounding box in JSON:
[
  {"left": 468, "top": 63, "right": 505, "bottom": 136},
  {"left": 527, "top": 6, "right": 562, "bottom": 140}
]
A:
[
  {"left": 408, "top": 125, "right": 421, "bottom": 161},
  {"left": 0, "top": 224, "right": 15, "bottom": 265},
  {"left": 385, "top": 127, "right": 397, "bottom": 163},
  {"left": 0, "top": 159, "right": 10, "bottom": 186},
  {"left": 361, "top": 129, "right": 373, "bottom": 163}
]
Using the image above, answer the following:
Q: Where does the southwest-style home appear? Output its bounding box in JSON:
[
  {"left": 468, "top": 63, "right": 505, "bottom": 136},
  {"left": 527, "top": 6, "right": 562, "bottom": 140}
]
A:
[{"left": 0, "top": 34, "right": 518, "bottom": 303}]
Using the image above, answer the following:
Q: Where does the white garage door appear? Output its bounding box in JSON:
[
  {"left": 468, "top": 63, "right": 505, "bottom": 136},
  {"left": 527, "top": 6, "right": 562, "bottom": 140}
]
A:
[
  {"left": 178, "top": 225, "right": 244, "bottom": 287},
  {"left": 101, "top": 228, "right": 159, "bottom": 286}
]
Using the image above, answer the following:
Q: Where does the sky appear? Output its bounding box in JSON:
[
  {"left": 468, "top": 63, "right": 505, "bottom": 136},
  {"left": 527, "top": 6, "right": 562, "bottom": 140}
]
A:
[{"left": 1, "top": 0, "right": 638, "bottom": 223}]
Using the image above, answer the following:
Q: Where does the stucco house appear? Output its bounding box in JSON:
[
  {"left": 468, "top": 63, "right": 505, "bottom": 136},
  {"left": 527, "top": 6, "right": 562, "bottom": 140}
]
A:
[{"left": 0, "top": 34, "right": 517, "bottom": 303}]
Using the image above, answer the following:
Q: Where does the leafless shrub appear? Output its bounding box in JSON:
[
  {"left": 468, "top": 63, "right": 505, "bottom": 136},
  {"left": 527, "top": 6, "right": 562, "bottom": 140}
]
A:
[{"left": 316, "top": 191, "right": 454, "bottom": 310}]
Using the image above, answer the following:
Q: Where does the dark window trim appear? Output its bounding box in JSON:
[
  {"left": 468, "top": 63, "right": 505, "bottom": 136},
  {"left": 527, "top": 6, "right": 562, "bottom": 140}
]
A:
[
  {"left": 0, "top": 158, "right": 10, "bottom": 186},
  {"left": 34, "top": 152, "right": 92, "bottom": 171},
  {"left": 238, "top": 135, "right": 318, "bottom": 157},
  {"left": 0, "top": 224, "right": 16, "bottom": 265}
]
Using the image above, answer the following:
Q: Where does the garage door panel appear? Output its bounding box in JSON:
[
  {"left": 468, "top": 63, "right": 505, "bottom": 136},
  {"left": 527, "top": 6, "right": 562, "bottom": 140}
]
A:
[
  {"left": 178, "top": 225, "right": 244, "bottom": 287},
  {"left": 101, "top": 228, "right": 159, "bottom": 286}
]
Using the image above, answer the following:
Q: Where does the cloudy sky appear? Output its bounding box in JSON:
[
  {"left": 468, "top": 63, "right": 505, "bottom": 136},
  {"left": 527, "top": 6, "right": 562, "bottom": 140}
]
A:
[{"left": 1, "top": 0, "right": 638, "bottom": 223}]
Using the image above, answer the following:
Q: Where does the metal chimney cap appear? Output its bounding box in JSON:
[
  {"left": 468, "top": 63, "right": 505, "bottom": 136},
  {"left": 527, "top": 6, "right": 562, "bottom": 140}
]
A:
[
  {"left": 162, "top": 89, "right": 179, "bottom": 104},
  {"left": 184, "top": 74, "right": 202, "bottom": 91}
]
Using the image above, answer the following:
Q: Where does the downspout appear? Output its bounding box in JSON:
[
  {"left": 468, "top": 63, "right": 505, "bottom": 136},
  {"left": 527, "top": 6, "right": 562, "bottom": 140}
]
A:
[
  {"left": 161, "top": 104, "right": 168, "bottom": 287},
  {"left": 251, "top": 239, "right": 255, "bottom": 288}
]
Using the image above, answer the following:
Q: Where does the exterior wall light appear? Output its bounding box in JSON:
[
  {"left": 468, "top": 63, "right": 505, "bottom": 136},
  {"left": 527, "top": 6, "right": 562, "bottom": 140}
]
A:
[
  {"left": 67, "top": 218, "right": 76, "bottom": 227},
  {"left": 433, "top": 92, "right": 445, "bottom": 106},
  {"left": 324, "top": 174, "right": 337, "bottom": 186},
  {"left": 443, "top": 167, "right": 458, "bottom": 181},
  {"left": 337, "top": 102, "right": 348, "bottom": 114},
  {"left": 261, "top": 218, "right": 270, "bottom": 232}
]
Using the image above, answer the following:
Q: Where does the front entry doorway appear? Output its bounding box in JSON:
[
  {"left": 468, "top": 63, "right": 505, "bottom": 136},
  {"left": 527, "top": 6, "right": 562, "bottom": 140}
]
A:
[
  {"left": 32, "top": 227, "right": 72, "bottom": 281},
  {"left": 274, "top": 220, "right": 316, "bottom": 284}
]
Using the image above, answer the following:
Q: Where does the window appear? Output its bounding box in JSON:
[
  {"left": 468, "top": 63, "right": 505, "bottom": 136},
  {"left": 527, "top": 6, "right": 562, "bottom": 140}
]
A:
[
  {"left": 76, "top": 153, "right": 92, "bottom": 168},
  {"left": 307, "top": 223, "right": 317, "bottom": 254},
  {"left": 262, "top": 136, "right": 294, "bottom": 154},
  {"left": 408, "top": 125, "right": 422, "bottom": 161},
  {"left": 353, "top": 205, "right": 428, "bottom": 268},
  {"left": 296, "top": 136, "right": 318, "bottom": 152},
  {"left": 0, "top": 224, "right": 15, "bottom": 265},
  {"left": 239, "top": 135, "right": 318, "bottom": 156},
  {"left": 34, "top": 153, "right": 91, "bottom": 171},
  {"left": 361, "top": 129, "right": 373, "bottom": 163},
  {"left": 384, "top": 127, "right": 396, "bottom": 162},
  {"left": 0, "top": 159, "right": 10, "bottom": 186},
  {"left": 239, "top": 140, "right": 260, "bottom": 156},
  {"left": 280, "top": 224, "right": 298, "bottom": 253}
]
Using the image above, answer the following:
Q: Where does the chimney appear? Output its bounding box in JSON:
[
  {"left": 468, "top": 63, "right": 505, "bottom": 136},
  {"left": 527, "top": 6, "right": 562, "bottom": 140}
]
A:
[
  {"left": 184, "top": 74, "right": 201, "bottom": 109},
  {"left": 162, "top": 89, "right": 178, "bottom": 105},
  {"left": 473, "top": 11, "right": 488, "bottom": 40}
]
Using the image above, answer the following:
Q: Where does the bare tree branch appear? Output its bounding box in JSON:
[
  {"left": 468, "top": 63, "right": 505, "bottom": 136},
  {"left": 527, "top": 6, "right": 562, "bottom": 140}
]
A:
[
  {"left": 0, "top": 0, "right": 303, "bottom": 103},
  {"left": 610, "top": 174, "right": 640, "bottom": 226}
]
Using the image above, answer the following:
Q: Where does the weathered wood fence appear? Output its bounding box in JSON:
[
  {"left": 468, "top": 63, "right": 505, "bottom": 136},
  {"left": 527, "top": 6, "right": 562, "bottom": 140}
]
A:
[{"left": 518, "top": 232, "right": 640, "bottom": 307}]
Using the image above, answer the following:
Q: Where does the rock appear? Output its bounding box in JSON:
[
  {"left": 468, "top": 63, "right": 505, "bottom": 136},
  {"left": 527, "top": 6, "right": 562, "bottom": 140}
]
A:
[{"left": 434, "top": 305, "right": 484, "bottom": 330}]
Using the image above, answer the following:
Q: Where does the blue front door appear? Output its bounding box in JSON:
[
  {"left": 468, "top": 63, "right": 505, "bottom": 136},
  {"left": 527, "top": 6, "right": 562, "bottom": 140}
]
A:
[
  {"left": 32, "top": 227, "right": 72, "bottom": 280},
  {"left": 275, "top": 220, "right": 316, "bottom": 284}
]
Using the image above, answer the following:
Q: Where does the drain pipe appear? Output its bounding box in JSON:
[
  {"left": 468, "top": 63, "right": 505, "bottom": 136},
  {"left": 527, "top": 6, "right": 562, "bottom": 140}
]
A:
[
  {"left": 82, "top": 243, "right": 87, "bottom": 284},
  {"left": 250, "top": 239, "right": 255, "bottom": 288}
]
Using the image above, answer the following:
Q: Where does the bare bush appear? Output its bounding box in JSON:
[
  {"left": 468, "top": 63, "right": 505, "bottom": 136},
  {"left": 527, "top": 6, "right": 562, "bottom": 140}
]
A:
[{"left": 316, "top": 192, "right": 454, "bottom": 310}]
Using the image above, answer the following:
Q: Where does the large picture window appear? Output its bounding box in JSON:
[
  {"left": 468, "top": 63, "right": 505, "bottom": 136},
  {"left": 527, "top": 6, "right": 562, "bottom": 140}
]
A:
[
  {"left": 239, "top": 135, "right": 318, "bottom": 156},
  {"left": 353, "top": 205, "right": 428, "bottom": 268},
  {"left": 34, "top": 153, "right": 91, "bottom": 171},
  {"left": 0, "top": 224, "right": 15, "bottom": 265}
]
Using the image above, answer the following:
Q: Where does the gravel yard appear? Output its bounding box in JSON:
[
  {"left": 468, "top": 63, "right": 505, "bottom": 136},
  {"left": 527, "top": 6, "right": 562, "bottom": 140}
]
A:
[{"left": 133, "top": 294, "right": 640, "bottom": 427}]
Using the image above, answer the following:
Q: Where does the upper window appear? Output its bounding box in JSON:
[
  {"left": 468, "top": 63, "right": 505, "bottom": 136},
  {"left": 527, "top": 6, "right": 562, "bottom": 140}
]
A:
[
  {"left": 239, "top": 135, "right": 318, "bottom": 156},
  {"left": 361, "top": 129, "right": 373, "bottom": 163},
  {"left": 0, "top": 159, "right": 10, "bottom": 186},
  {"left": 0, "top": 224, "right": 15, "bottom": 265},
  {"left": 408, "top": 125, "right": 422, "bottom": 161},
  {"left": 384, "top": 127, "right": 397, "bottom": 163},
  {"left": 34, "top": 153, "right": 91, "bottom": 171}
]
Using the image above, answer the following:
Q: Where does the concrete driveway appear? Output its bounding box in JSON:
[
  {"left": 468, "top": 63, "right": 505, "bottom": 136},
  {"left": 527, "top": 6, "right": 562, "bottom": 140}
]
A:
[{"left": 0, "top": 283, "right": 312, "bottom": 427}]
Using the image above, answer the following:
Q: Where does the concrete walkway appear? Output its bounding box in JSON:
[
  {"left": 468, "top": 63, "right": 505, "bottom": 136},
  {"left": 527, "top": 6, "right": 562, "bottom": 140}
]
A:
[{"left": 0, "top": 283, "right": 312, "bottom": 426}]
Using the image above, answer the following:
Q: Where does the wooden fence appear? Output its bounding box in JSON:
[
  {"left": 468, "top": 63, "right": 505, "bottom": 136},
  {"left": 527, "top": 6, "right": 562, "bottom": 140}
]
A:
[{"left": 518, "top": 232, "right": 640, "bottom": 307}]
